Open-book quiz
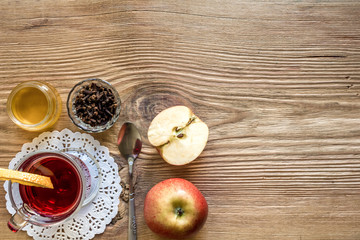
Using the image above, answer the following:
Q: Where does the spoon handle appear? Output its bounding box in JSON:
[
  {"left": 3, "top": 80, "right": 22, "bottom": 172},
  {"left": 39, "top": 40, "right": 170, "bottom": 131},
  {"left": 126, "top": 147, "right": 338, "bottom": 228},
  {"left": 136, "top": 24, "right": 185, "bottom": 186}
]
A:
[
  {"left": 128, "top": 157, "right": 137, "bottom": 240},
  {"left": 129, "top": 195, "right": 137, "bottom": 240}
]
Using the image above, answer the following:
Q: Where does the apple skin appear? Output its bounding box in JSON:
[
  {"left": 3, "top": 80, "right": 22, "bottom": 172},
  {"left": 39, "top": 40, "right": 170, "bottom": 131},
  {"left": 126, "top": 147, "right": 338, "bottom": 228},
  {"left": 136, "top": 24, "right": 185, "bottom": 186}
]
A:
[{"left": 144, "top": 178, "right": 208, "bottom": 239}]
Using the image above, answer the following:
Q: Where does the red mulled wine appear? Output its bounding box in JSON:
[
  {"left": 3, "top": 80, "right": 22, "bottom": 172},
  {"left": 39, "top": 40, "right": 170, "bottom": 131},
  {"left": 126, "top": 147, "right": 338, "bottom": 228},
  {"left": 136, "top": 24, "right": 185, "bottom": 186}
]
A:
[{"left": 19, "top": 154, "right": 83, "bottom": 217}]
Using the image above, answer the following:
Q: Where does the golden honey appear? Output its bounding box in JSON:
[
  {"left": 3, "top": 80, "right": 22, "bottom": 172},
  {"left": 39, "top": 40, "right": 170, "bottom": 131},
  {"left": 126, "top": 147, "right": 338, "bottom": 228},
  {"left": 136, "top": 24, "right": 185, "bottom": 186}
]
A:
[{"left": 7, "top": 81, "right": 62, "bottom": 131}]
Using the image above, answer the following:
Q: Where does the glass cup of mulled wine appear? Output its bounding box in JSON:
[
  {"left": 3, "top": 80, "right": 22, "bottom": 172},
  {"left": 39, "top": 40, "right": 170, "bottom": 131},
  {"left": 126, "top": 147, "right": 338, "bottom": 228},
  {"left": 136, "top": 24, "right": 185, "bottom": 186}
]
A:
[{"left": 7, "top": 150, "right": 100, "bottom": 232}]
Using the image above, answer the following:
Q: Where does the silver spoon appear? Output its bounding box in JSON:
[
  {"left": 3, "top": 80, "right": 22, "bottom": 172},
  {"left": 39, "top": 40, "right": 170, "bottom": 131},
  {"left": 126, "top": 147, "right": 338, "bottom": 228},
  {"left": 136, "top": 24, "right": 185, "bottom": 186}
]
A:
[{"left": 117, "top": 122, "right": 142, "bottom": 240}]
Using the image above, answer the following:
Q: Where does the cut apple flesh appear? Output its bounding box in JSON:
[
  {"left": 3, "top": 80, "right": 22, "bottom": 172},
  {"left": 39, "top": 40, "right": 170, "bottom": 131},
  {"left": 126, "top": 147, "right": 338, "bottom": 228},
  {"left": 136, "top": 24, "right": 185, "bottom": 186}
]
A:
[
  {"left": 161, "top": 119, "right": 208, "bottom": 165},
  {"left": 148, "top": 106, "right": 192, "bottom": 147},
  {"left": 148, "top": 106, "right": 209, "bottom": 165}
]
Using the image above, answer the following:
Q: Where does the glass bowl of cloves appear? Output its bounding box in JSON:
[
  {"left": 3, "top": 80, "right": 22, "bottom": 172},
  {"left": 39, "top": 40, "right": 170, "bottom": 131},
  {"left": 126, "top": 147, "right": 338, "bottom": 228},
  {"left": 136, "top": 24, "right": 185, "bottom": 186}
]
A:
[{"left": 67, "top": 78, "right": 121, "bottom": 133}]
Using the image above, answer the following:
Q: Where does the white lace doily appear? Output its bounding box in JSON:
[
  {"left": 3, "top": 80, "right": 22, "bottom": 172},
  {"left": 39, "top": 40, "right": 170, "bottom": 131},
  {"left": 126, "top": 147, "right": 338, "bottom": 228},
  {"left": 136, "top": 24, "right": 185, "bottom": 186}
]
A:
[{"left": 4, "top": 129, "right": 121, "bottom": 240}]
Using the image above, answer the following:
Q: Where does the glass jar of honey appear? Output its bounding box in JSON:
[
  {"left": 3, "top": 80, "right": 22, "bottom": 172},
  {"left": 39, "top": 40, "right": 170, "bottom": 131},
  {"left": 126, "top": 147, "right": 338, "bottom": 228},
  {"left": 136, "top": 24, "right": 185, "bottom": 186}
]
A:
[{"left": 7, "top": 81, "right": 62, "bottom": 131}]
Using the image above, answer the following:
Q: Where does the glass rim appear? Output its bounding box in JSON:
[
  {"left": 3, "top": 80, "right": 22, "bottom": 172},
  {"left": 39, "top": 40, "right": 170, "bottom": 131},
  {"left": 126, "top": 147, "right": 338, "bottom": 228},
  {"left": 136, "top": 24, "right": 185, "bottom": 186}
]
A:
[{"left": 61, "top": 148, "right": 102, "bottom": 206}]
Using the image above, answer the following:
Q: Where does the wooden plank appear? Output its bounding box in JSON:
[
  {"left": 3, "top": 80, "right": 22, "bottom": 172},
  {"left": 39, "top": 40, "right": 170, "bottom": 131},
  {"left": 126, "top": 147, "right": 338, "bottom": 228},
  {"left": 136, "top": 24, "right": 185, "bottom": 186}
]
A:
[{"left": 0, "top": 0, "right": 359, "bottom": 239}]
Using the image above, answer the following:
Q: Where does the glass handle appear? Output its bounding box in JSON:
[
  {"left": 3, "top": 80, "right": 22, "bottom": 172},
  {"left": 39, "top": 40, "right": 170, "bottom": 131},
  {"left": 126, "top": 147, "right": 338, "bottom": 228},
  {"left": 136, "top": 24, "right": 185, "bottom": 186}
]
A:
[{"left": 8, "top": 207, "right": 29, "bottom": 232}]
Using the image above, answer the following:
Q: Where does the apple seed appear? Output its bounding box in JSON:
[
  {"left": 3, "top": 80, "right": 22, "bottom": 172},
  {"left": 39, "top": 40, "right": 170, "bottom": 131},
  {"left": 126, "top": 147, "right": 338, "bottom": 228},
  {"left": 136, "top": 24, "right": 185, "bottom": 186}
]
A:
[{"left": 177, "top": 133, "right": 184, "bottom": 138}]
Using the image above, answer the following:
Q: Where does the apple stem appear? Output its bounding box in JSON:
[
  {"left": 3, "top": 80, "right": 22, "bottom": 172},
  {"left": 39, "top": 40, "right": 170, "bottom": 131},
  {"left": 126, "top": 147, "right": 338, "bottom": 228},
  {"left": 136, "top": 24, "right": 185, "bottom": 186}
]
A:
[
  {"left": 186, "top": 116, "right": 196, "bottom": 126},
  {"left": 175, "top": 207, "right": 184, "bottom": 217}
]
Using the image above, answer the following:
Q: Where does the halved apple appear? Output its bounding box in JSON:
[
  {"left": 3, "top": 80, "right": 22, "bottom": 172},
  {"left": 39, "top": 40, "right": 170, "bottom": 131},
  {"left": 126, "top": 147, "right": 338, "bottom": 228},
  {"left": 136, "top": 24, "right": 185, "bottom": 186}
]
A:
[{"left": 147, "top": 106, "right": 209, "bottom": 165}]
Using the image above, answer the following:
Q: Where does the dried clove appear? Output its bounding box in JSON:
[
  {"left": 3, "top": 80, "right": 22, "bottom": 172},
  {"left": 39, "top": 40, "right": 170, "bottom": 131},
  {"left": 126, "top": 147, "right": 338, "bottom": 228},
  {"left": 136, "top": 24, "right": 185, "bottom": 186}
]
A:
[{"left": 74, "top": 82, "right": 117, "bottom": 127}]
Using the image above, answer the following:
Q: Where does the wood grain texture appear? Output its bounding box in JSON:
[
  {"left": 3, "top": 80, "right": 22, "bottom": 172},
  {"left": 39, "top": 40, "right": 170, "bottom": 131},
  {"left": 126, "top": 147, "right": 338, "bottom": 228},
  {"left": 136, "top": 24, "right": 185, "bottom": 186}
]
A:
[{"left": 0, "top": 0, "right": 360, "bottom": 239}]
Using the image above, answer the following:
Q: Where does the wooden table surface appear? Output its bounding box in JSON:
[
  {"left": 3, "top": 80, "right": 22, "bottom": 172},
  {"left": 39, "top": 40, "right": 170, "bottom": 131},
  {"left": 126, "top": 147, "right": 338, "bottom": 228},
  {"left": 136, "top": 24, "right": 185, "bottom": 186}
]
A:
[{"left": 1, "top": 0, "right": 360, "bottom": 239}]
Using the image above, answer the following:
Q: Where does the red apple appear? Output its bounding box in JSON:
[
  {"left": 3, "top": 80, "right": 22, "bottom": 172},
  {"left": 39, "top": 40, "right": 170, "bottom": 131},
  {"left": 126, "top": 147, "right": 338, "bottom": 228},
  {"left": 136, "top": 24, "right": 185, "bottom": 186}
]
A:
[{"left": 144, "top": 178, "right": 208, "bottom": 239}]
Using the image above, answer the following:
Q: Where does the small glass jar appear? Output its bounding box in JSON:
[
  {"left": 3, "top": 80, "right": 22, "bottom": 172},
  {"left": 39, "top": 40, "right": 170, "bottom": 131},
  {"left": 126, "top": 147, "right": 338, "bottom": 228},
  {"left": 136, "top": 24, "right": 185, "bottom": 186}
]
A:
[
  {"left": 67, "top": 78, "right": 121, "bottom": 133},
  {"left": 7, "top": 81, "right": 62, "bottom": 131}
]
